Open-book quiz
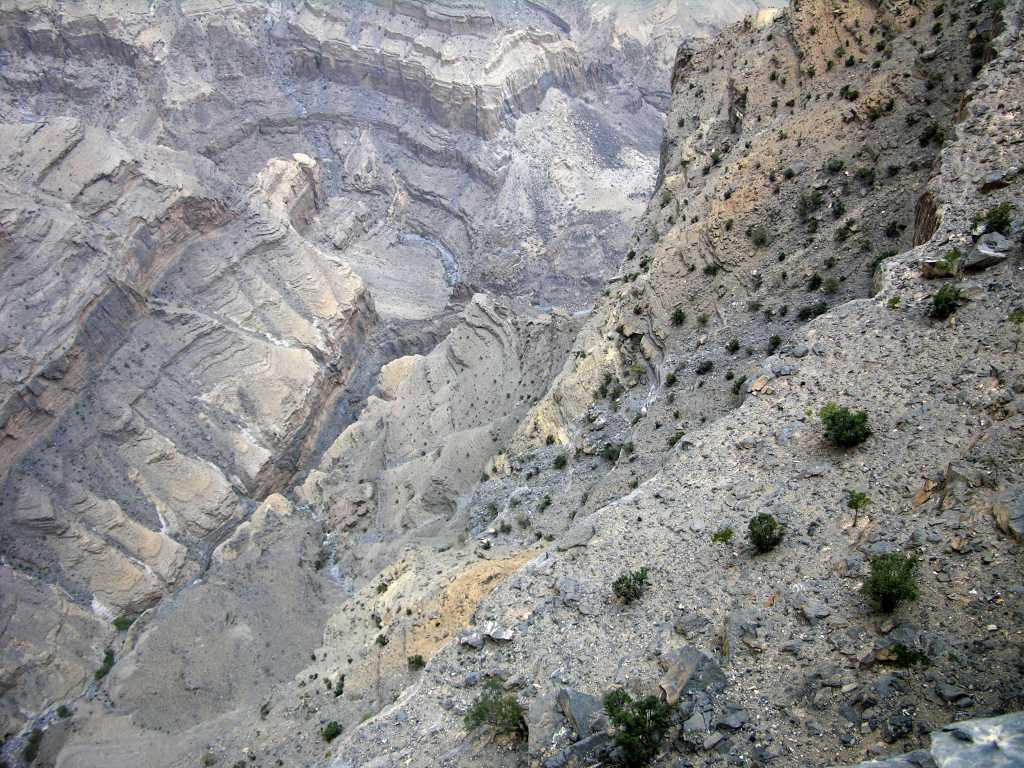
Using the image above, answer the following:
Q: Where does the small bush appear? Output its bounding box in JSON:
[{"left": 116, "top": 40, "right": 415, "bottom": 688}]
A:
[
  {"left": 797, "top": 302, "right": 828, "bottom": 320},
  {"left": 612, "top": 568, "right": 649, "bottom": 604},
  {"left": 712, "top": 527, "right": 734, "bottom": 544},
  {"left": 408, "top": 654, "right": 426, "bottom": 671},
  {"left": 95, "top": 649, "right": 114, "bottom": 680},
  {"left": 603, "top": 689, "right": 672, "bottom": 768},
  {"left": 807, "top": 273, "right": 823, "bottom": 291},
  {"left": 975, "top": 202, "right": 1012, "bottom": 234},
  {"left": 553, "top": 453, "right": 568, "bottom": 470},
  {"left": 825, "top": 157, "right": 845, "bottom": 174},
  {"left": 57, "top": 704, "right": 71, "bottom": 718},
  {"left": 726, "top": 338, "right": 740, "bottom": 353},
  {"left": 747, "top": 513, "right": 784, "bottom": 553},
  {"left": 113, "top": 615, "right": 136, "bottom": 631},
  {"left": 695, "top": 360, "right": 713, "bottom": 375},
  {"left": 767, "top": 335, "right": 782, "bottom": 352},
  {"left": 864, "top": 552, "right": 919, "bottom": 612},
  {"left": 665, "top": 372, "right": 677, "bottom": 386},
  {"left": 671, "top": 307, "right": 686, "bottom": 326},
  {"left": 22, "top": 728, "right": 43, "bottom": 763},
  {"left": 930, "top": 284, "right": 962, "bottom": 319},
  {"left": 820, "top": 402, "right": 872, "bottom": 447},
  {"left": 885, "top": 643, "right": 931, "bottom": 668},
  {"left": 668, "top": 429, "right": 686, "bottom": 448},
  {"left": 749, "top": 225, "right": 770, "bottom": 247},
  {"left": 322, "top": 721, "right": 343, "bottom": 742},
  {"left": 731, "top": 375, "right": 747, "bottom": 397},
  {"left": 602, "top": 443, "right": 622, "bottom": 462},
  {"left": 464, "top": 678, "right": 525, "bottom": 737}
]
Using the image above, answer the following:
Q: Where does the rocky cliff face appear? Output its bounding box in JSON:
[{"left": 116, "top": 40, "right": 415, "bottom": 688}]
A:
[{"left": 3, "top": 0, "right": 1022, "bottom": 766}]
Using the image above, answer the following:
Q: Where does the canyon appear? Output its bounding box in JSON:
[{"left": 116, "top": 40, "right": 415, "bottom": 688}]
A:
[{"left": 1, "top": 0, "right": 1022, "bottom": 767}]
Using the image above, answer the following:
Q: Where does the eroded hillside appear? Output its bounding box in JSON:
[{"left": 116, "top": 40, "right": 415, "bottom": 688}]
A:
[{"left": 1, "top": 0, "right": 1022, "bottom": 767}]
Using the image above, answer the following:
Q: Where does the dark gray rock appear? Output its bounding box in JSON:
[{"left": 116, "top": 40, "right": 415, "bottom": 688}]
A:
[
  {"left": 556, "top": 688, "right": 604, "bottom": 739},
  {"left": 964, "top": 232, "right": 1011, "bottom": 271},
  {"left": 658, "top": 645, "right": 727, "bottom": 704}
]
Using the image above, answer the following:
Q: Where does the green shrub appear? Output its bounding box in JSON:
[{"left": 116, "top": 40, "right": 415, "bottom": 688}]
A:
[
  {"left": 726, "top": 338, "right": 740, "bottom": 353},
  {"left": 612, "top": 568, "right": 649, "bottom": 604},
  {"left": 695, "top": 360, "right": 713, "bottom": 375},
  {"left": 807, "top": 273, "right": 823, "bottom": 291},
  {"left": 819, "top": 402, "right": 871, "bottom": 447},
  {"left": 22, "top": 728, "right": 43, "bottom": 764},
  {"left": 668, "top": 429, "right": 686, "bottom": 447},
  {"left": 553, "top": 453, "right": 568, "bottom": 470},
  {"left": 322, "top": 721, "right": 343, "bottom": 742},
  {"left": 602, "top": 443, "right": 622, "bottom": 462},
  {"left": 730, "top": 375, "right": 747, "bottom": 397},
  {"left": 797, "top": 302, "right": 828, "bottom": 320},
  {"left": 671, "top": 307, "right": 686, "bottom": 326},
  {"left": 95, "top": 649, "right": 114, "bottom": 680},
  {"left": 665, "top": 372, "right": 677, "bottom": 386},
  {"left": 57, "top": 704, "right": 71, "bottom": 718},
  {"left": 823, "top": 277, "right": 840, "bottom": 294},
  {"left": 749, "top": 225, "right": 770, "bottom": 247},
  {"left": 825, "top": 157, "right": 845, "bottom": 174},
  {"left": 408, "top": 654, "right": 426, "bottom": 671},
  {"left": 863, "top": 552, "right": 919, "bottom": 612},
  {"left": 112, "top": 615, "right": 136, "bottom": 632},
  {"left": 975, "top": 202, "right": 1012, "bottom": 234},
  {"left": 712, "top": 527, "right": 734, "bottom": 544},
  {"left": 464, "top": 678, "right": 525, "bottom": 737},
  {"left": 885, "top": 643, "right": 931, "bottom": 668},
  {"left": 747, "top": 513, "right": 784, "bottom": 553},
  {"left": 767, "top": 335, "right": 782, "bottom": 352},
  {"left": 603, "top": 689, "right": 672, "bottom": 768},
  {"left": 930, "top": 284, "right": 962, "bottom": 319}
]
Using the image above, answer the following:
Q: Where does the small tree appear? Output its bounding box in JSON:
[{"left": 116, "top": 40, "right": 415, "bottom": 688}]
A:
[
  {"left": 820, "top": 402, "right": 872, "bottom": 447},
  {"left": 847, "top": 489, "right": 870, "bottom": 523},
  {"left": 864, "top": 552, "right": 919, "bottom": 612},
  {"left": 612, "top": 568, "right": 649, "bottom": 604},
  {"left": 603, "top": 689, "right": 673, "bottom": 768},
  {"left": 464, "top": 678, "right": 526, "bottom": 737},
  {"left": 748, "top": 513, "right": 784, "bottom": 553}
]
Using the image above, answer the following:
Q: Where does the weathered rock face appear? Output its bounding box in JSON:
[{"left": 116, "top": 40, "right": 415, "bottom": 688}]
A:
[
  {"left": 0, "top": 0, "right": 783, "bottom": 313},
  {"left": 300, "top": 293, "right": 581, "bottom": 578},
  {"left": 0, "top": 119, "right": 373, "bottom": 737}
]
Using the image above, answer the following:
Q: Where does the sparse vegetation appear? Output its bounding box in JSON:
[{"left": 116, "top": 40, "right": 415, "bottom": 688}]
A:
[
  {"left": 112, "top": 614, "right": 136, "bottom": 631},
  {"left": 671, "top": 307, "right": 686, "bottom": 326},
  {"left": 553, "top": 453, "right": 568, "bottom": 470},
  {"left": 322, "top": 721, "right": 343, "bottom": 742},
  {"left": 975, "top": 201, "right": 1012, "bottom": 234},
  {"left": 747, "top": 513, "right": 784, "bottom": 553},
  {"left": 612, "top": 567, "right": 649, "bottom": 604},
  {"left": 408, "top": 654, "right": 426, "bottom": 671},
  {"left": 22, "top": 729, "right": 43, "bottom": 764},
  {"left": 464, "top": 678, "right": 525, "bottom": 737},
  {"left": 930, "top": 284, "right": 962, "bottom": 319},
  {"left": 695, "top": 360, "right": 713, "bottom": 375},
  {"left": 95, "top": 649, "right": 114, "bottom": 680},
  {"left": 603, "top": 688, "right": 673, "bottom": 768},
  {"left": 820, "top": 402, "right": 872, "bottom": 447},
  {"left": 712, "top": 527, "right": 734, "bottom": 544},
  {"left": 797, "top": 302, "right": 828, "bottom": 320},
  {"left": 864, "top": 552, "right": 919, "bottom": 612}
]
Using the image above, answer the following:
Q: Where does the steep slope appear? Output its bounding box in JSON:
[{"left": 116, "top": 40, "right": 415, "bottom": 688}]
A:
[
  {"left": 316, "top": 1, "right": 1022, "bottom": 766},
  {"left": 0, "top": 122, "right": 374, "bottom": 738}
]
